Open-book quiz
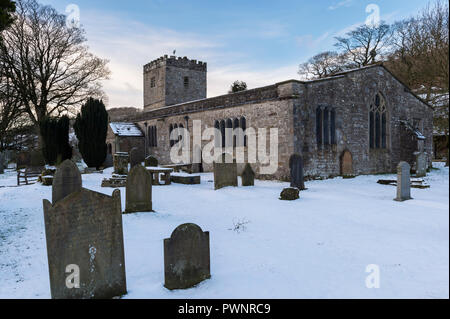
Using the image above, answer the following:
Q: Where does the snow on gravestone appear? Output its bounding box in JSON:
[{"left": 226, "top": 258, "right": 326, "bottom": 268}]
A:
[
  {"left": 125, "top": 164, "right": 153, "bottom": 214},
  {"left": 43, "top": 188, "right": 127, "bottom": 299},
  {"left": 52, "top": 160, "right": 82, "bottom": 204},
  {"left": 289, "top": 154, "right": 305, "bottom": 190},
  {"left": 213, "top": 153, "right": 237, "bottom": 190},
  {"left": 164, "top": 223, "right": 211, "bottom": 290},
  {"left": 394, "top": 161, "right": 412, "bottom": 202},
  {"left": 241, "top": 163, "right": 255, "bottom": 186}
]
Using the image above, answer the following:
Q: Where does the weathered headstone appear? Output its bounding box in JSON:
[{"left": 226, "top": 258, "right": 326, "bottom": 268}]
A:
[
  {"left": 129, "top": 147, "right": 141, "bottom": 169},
  {"left": 114, "top": 152, "right": 129, "bottom": 175},
  {"left": 164, "top": 223, "right": 210, "bottom": 290},
  {"left": 394, "top": 161, "right": 412, "bottom": 202},
  {"left": 213, "top": 153, "right": 237, "bottom": 190},
  {"left": 144, "top": 155, "right": 158, "bottom": 167},
  {"left": 125, "top": 164, "right": 153, "bottom": 213},
  {"left": 279, "top": 187, "right": 300, "bottom": 201},
  {"left": 43, "top": 188, "right": 127, "bottom": 299},
  {"left": 415, "top": 152, "right": 427, "bottom": 177},
  {"left": 52, "top": 160, "right": 82, "bottom": 204},
  {"left": 241, "top": 163, "right": 255, "bottom": 186},
  {"left": 289, "top": 154, "right": 305, "bottom": 190}
]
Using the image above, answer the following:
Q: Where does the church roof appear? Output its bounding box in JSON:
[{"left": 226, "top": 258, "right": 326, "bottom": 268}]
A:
[{"left": 109, "top": 122, "right": 143, "bottom": 137}]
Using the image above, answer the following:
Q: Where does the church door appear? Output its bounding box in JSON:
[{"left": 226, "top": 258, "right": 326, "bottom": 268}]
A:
[{"left": 340, "top": 150, "right": 353, "bottom": 176}]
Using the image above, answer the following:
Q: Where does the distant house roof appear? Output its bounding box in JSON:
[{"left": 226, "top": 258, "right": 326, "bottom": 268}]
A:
[{"left": 110, "top": 122, "right": 143, "bottom": 137}]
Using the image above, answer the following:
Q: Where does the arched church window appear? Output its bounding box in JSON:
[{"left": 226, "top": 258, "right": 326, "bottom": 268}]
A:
[
  {"left": 233, "top": 118, "right": 240, "bottom": 147},
  {"left": 220, "top": 120, "right": 225, "bottom": 148},
  {"left": 226, "top": 119, "right": 232, "bottom": 148},
  {"left": 240, "top": 117, "right": 247, "bottom": 147},
  {"left": 316, "top": 106, "right": 336, "bottom": 147},
  {"left": 369, "top": 93, "right": 387, "bottom": 149},
  {"left": 214, "top": 120, "right": 220, "bottom": 147}
]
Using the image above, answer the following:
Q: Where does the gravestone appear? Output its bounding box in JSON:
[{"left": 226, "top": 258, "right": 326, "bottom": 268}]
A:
[
  {"left": 103, "top": 153, "right": 113, "bottom": 168},
  {"left": 125, "top": 164, "right": 153, "bottom": 213},
  {"left": 52, "top": 160, "right": 82, "bottom": 204},
  {"left": 114, "top": 152, "right": 129, "bottom": 175},
  {"left": 145, "top": 155, "right": 158, "bottom": 167},
  {"left": 129, "top": 147, "right": 141, "bottom": 169},
  {"left": 241, "top": 163, "right": 255, "bottom": 186},
  {"left": 43, "top": 188, "right": 127, "bottom": 299},
  {"left": 164, "top": 223, "right": 210, "bottom": 290},
  {"left": 289, "top": 154, "right": 305, "bottom": 190},
  {"left": 213, "top": 153, "right": 237, "bottom": 190},
  {"left": 415, "top": 153, "right": 427, "bottom": 177},
  {"left": 394, "top": 161, "right": 412, "bottom": 202},
  {"left": 279, "top": 187, "right": 300, "bottom": 201}
]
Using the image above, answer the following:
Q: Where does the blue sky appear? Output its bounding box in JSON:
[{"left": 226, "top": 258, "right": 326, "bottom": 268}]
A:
[{"left": 41, "top": 0, "right": 430, "bottom": 108}]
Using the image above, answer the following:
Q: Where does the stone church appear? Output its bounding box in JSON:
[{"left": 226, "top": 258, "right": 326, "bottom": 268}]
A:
[{"left": 107, "top": 55, "right": 433, "bottom": 181}]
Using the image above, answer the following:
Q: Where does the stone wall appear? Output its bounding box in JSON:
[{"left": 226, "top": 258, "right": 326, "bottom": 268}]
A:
[
  {"left": 129, "top": 64, "right": 432, "bottom": 181},
  {"left": 295, "top": 65, "right": 433, "bottom": 178}
]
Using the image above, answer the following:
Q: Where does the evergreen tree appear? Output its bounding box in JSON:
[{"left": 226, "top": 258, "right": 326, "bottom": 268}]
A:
[
  {"left": 39, "top": 116, "right": 72, "bottom": 165},
  {"left": 74, "top": 98, "right": 108, "bottom": 169},
  {"left": 229, "top": 80, "right": 247, "bottom": 93}
]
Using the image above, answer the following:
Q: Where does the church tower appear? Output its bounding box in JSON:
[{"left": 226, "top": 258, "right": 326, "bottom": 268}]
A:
[{"left": 143, "top": 55, "right": 207, "bottom": 111}]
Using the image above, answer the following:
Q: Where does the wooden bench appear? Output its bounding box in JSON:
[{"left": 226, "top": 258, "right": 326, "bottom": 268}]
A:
[
  {"left": 17, "top": 166, "right": 44, "bottom": 186},
  {"left": 146, "top": 166, "right": 173, "bottom": 185}
]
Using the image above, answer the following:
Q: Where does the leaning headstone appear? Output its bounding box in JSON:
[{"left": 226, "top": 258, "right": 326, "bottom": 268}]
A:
[
  {"left": 125, "top": 164, "right": 153, "bottom": 213},
  {"left": 164, "top": 223, "right": 210, "bottom": 290},
  {"left": 279, "top": 187, "right": 300, "bottom": 201},
  {"left": 114, "top": 152, "right": 129, "bottom": 175},
  {"left": 52, "top": 160, "right": 82, "bottom": 204},
  {"left": 394, "top": 161, "right": 412, "bottom": 202},
  {"left": 144, "top": 155, "right": 158, "bottom": 167},
  {"left": 241, "top": 163, "right": 255, "bottom": 186},
  {"left": 43, "top": 188, "right": 127, "bottom": 299},
  {"left": 213, "top": 153, "right": 237, "bottom": 190},
  {"left": 129, "top": 147, "right": 141, "bottom": 169},
  {"left": 289, "top": 154, "right": 305, "bottom": 190},
  {"left": 415, "top": 153, "right": 427, "bottom": 178}
]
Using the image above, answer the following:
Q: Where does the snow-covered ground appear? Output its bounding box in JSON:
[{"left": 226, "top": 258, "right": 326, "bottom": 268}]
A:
[{"left": 0, "top": 163, "right": 448, "bottom": 299}]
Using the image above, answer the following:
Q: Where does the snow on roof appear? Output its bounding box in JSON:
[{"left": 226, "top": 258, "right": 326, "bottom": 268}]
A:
[{"left": 110, "top": 122, "right": 143, "bottom": 137}]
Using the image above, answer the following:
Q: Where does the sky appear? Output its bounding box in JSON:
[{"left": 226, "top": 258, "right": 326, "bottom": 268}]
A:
[{"left": 40, "top": 0, "right": 430, "bottom": 109}]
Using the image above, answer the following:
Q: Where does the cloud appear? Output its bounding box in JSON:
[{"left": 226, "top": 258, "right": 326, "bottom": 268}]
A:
[
  {"left": 296, "top": 32, "right": 331, "bottom": 49},
  {"left": 78, "top": 11, "right": 298, "bottom": 109},
  {"left": 328, "top": 0, "right": 353, "bottom": 11}
]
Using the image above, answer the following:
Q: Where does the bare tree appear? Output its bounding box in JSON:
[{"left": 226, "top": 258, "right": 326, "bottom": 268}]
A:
[
  {"left": 334, "top": 22, "right": 392, "bottom": 68},
  {"left": 298, "top": 51, "right": 346, "bottom": 80},
  {"left": 386, "top": 0, "right": 449, "bottom": 164},
  {"left": 0, "top": 0, "right": 110, "bottom": 146}
]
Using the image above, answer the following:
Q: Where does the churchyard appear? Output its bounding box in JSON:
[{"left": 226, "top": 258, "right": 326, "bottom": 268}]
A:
[{"left": 0, "top": 160, "right": 448, "bottom": 299}]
